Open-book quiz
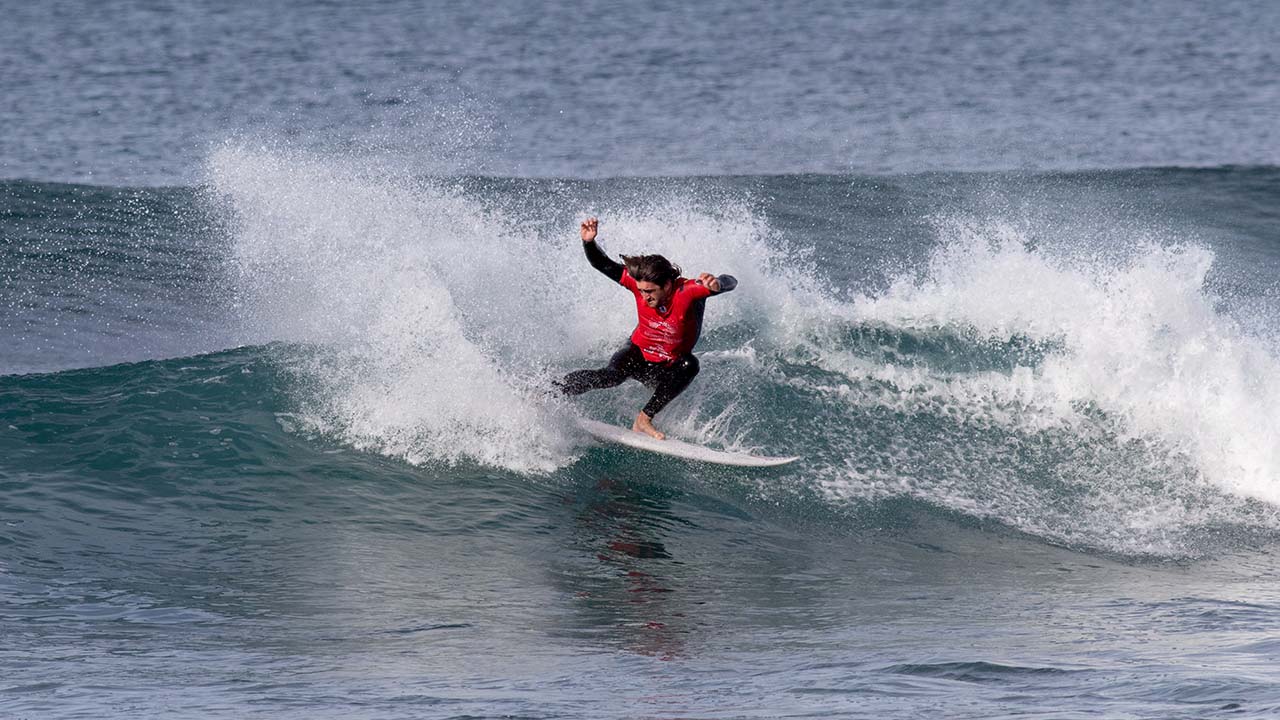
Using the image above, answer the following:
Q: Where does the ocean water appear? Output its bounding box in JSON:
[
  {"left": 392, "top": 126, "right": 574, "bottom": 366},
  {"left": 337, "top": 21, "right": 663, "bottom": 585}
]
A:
[{"left": 5, "top": 2, "right": 1280, "bottom": 719}]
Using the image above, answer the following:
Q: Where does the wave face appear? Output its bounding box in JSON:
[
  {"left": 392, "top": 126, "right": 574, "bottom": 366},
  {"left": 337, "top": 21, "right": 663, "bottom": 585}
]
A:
[
  {"left": 8, "top": 161, "right": 1280, "bottom": 559},
  {"left": 0, "top": 153, "right": 1211, "bottom": 557}
]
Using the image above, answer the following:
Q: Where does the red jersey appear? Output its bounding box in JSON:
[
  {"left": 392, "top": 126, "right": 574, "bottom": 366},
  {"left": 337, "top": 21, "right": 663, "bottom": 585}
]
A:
[{"left": 620, "top": 270, "right": 713, "bottom": 362}]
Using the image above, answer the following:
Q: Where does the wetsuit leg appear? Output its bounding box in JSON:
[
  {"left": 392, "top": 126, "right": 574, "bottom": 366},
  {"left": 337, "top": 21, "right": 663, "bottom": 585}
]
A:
[
  {"left": 640, "top": 354, "right": 700, "bottom": 418},
  {"left": 557, "top": 344, "right": 646, "bottom": 396}
]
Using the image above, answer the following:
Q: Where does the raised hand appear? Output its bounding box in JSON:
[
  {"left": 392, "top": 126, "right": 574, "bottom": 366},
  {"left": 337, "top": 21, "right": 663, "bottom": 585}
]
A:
[
  {"left": 696, "top": 272, "right": 721, "bottom": 292},
  {"left": 580, "top": 217, "right": 599, "bottom": 243}
]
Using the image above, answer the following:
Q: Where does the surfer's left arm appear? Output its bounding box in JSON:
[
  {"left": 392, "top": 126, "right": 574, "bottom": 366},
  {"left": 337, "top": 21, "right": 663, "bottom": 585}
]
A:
[{"left": 696, "top": 273, "right": 737, "bottom": 296}]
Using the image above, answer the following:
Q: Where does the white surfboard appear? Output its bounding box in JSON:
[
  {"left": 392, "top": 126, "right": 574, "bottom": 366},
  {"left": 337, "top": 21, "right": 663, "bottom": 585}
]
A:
[{"left": 577, "top": 418, "right": 799, "bottom": 467}]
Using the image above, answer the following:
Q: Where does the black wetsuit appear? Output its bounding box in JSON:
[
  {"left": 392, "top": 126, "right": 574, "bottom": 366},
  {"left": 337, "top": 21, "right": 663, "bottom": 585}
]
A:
[{"left": 557, "top": 240, "right": 734, "bottom": 418}]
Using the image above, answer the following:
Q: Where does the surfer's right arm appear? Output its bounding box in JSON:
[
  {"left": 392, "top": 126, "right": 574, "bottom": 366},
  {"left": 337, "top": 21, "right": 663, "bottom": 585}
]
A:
[{"left": 580, "top": 217, "right": 624, "bottom": 283}]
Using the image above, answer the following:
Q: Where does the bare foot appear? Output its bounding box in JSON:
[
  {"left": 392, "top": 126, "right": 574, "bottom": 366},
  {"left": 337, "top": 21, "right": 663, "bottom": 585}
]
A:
[{"left": 632, "top": 412, "right": 666, "bottom": 440}]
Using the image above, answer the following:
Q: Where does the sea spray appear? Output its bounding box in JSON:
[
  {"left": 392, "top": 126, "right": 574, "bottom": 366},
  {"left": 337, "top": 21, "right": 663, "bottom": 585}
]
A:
[
  {"left": 207, "top": 147, "right": 819, "bottom": 472},
  {"left": 210, "top": 146, "right": 574, "bottom": 472}
]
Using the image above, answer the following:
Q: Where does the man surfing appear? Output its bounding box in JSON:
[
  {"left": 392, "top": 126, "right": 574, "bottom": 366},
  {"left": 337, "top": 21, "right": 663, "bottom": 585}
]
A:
[{"left": 557, "top": 217, "right": 736, "bottom": 440}]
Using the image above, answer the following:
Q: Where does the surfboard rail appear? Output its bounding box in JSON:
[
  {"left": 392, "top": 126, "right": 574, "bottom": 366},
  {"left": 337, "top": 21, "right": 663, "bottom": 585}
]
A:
[{"left": 576, "top": 418, "right": 799, "bottom": 467}]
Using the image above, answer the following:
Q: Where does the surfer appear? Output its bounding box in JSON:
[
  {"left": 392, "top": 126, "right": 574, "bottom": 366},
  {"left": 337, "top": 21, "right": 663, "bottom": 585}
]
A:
[{"left": 557, "top": 217, "right": 736, "bottom": 440}]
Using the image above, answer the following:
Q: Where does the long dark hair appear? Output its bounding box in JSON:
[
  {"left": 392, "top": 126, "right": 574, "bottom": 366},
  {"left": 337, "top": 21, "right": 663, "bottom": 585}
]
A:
[{"left": 622, "top": 254, "right": 681, "bottom": 285}]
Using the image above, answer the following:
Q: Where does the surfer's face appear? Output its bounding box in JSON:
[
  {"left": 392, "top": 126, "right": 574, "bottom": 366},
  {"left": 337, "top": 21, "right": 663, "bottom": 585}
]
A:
[{"left": 636, "top": 280, "right": 674, "bottom": 309}]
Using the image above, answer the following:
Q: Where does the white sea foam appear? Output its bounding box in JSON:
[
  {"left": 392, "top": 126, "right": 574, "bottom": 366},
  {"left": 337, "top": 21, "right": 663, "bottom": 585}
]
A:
[
  {"left": 803, "top": 216, "right": 1280, "bottom": 554},
  {"left": 853, "top": 218, "right": 1280, "bottom": 505}
]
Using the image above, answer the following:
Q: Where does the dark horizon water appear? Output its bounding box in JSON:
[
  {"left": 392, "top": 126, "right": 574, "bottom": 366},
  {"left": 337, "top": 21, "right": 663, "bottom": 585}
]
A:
[
  {"left": 4, "top": 0, "right": 1280, "bottom": 185},
  {"left": 5, "top": 2, "right": 1280, "bottom": 719}
]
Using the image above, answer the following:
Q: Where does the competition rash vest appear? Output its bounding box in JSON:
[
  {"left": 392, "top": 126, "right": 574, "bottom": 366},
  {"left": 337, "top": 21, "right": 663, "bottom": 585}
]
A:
[
  {"left": 583, "top": 239, "right": 723, "bottom": 363},
  {"left": 621, "top": 271, "right": 712, "bottom": 362}
]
